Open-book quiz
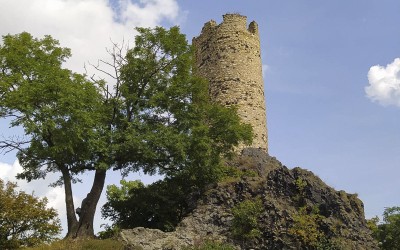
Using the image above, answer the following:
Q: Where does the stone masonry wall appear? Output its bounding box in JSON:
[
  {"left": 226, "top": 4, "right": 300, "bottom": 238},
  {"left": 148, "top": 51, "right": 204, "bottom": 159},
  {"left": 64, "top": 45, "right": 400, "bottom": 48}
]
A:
[{"left": 193, "top": 14, "right": 268, "bottom": 152}]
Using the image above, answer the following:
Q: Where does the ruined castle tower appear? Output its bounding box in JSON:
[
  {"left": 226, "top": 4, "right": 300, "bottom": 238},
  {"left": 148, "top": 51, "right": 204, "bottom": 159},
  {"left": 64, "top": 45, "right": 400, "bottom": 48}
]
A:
[{"left": 193, "top": 14, "right": 268, "bottom": 152}]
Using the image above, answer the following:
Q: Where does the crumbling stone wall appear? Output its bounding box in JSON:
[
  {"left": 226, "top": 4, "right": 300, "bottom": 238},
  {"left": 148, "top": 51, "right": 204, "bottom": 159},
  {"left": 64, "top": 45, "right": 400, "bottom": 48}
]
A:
[{"left": 193, "top": 14, "right": 268, "bottom": 152}]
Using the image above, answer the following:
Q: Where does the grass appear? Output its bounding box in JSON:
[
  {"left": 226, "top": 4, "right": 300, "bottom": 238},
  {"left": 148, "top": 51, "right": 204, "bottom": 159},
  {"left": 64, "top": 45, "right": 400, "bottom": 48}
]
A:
[
  {"left": 26, "top": 238, "right": 236, "bottom": 250},
  {"left": 183, "top": 240, "right": 236, "bottom": 250},
  {"left": 23, "top": 238, "right": 124, "bottom": 250}
]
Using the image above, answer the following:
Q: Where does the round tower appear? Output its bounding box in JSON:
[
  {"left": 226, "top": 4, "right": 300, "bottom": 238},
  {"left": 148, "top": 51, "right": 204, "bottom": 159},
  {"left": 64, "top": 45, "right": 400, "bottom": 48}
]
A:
[{"left": 193, "top": 14, "right": 268, "bottom": 152}]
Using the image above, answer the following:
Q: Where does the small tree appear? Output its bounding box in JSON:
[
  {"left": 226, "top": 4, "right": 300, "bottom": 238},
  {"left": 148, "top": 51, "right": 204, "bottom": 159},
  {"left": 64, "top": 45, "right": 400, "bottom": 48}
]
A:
[
  {"left": 368, "top": 206, "right": 400, "bottom": 249},
  {"left": 0, "top": 178, "right": 61, "bottom": 249}
]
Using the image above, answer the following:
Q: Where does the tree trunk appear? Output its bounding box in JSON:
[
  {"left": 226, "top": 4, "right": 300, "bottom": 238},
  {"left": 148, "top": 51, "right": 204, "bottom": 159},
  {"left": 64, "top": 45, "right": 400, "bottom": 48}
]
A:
[
  {"left": 61, "top": 167, "right": 79, "bottom": 238},
  {"left": 73, "top": 168, "right": 107, "bottom": 238}
]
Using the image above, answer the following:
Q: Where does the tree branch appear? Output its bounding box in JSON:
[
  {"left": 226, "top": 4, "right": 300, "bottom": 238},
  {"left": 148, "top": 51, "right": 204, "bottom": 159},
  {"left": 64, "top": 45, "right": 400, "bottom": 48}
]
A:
[{"left": 0, "top": 136, "right": 30, "bottom": 154}]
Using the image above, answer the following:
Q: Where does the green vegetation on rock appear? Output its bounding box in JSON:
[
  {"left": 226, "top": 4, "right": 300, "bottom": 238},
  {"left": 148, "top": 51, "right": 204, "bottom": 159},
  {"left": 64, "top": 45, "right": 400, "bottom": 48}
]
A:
[
  {"left": 231, "top": 198, "right": 263, "bottom": 240},
  {"left": 289, "top": 206, "right": 324, "bottom": 248}
]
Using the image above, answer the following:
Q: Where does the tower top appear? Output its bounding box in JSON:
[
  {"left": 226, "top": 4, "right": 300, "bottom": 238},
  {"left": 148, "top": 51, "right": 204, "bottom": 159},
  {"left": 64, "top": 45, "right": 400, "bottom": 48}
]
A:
[
  {"left": 222, "top": 13, "right": 247, "bottom": 27},
  {"left": 200, "top": 13, "right": 259, "bottom": 36}
]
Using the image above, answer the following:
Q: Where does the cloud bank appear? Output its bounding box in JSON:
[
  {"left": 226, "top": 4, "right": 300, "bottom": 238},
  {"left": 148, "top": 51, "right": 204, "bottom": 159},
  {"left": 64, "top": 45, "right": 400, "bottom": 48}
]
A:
[
  {"left": 365, "top": 58, "right": 400, "bottom": 107},
  {"left": 0, "top": 0, "right": 181, "bottom": 74}
]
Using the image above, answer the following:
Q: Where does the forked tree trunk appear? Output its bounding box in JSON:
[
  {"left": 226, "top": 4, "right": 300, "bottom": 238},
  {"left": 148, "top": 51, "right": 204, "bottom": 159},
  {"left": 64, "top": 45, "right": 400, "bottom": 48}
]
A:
[
  {"left": 74, "top": 168, "right": 107, "bottom": 238},
  {"left": 62, "top": 166, "right": 107, "bottom": 239}
]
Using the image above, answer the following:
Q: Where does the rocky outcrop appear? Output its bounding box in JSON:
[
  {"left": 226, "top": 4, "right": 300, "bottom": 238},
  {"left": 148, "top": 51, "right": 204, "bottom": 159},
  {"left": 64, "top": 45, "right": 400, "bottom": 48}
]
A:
[
  {"left": 119, "top": 149, "right": 378, "bottom": 249},
  {"left": 119, "top": 227, "right": 192, "bottom": 250}
]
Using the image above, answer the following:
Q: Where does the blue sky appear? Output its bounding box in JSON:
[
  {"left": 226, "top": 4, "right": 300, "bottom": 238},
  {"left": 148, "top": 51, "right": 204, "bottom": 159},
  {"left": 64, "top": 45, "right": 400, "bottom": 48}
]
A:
[
  {"left": 0, "top": 0, "right": 399, "bottom": 234},
  {"left": 175, "top": 0, "right": 400, "bottom": 219}
]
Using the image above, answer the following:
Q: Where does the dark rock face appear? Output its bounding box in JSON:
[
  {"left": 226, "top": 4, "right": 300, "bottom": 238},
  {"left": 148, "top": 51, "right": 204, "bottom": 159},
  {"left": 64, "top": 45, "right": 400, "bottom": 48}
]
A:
[{"left": 120, "top": 150, "right": 378, "bottom": 249}]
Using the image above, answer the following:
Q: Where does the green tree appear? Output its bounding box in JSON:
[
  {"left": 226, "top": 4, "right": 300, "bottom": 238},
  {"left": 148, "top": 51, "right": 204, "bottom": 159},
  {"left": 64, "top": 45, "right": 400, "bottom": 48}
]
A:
[
  {"left": 368, "top": 206, "right": 400, "bottom": 249},
  {"left": 0, "top": 27, "right": 252, "bottom": 238},
  {"left": 0, "top": 178, "right": 61, "bottom": 249},
  {"left": 102, "top": 175, "right": 198, "bottom": 232},
  {"left": 0, "top": 32, "right": 106, "bottom": 238}
]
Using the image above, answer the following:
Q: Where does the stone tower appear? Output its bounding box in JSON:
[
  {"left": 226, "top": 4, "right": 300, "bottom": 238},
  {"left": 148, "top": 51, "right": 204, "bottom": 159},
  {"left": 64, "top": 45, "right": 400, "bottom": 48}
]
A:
[{"left": 193, "top": 14, "right": 268, "bottom": 152}]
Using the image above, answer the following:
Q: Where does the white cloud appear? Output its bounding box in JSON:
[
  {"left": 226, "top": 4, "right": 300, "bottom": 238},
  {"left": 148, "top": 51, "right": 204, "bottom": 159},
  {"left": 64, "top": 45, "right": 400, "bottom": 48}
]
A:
[
  {"left": 0, "top": 0, "right": 181, "bottom": 75},
  {"left": 0, "top": 160, "right": 23, "bottom": 182},
  {"left": 365, "top": 58, "right": 400, "bottom": 107},
  {"left": 119, "top": 0, "right": 179, "bottom": 27}
]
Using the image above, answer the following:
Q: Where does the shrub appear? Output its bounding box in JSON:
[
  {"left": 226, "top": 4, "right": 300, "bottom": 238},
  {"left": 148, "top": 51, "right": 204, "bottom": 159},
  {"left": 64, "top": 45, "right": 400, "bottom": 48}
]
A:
[
  {"left": 288, "top": 205, "right": 343, "bottom": 249},
  {"left": 231, "top": 198, "right": 263, "bottom": 240}
]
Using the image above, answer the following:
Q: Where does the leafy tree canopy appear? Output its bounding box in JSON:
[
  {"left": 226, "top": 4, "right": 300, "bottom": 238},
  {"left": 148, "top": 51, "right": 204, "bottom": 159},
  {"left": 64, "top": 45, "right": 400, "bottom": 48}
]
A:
[
  {"left": 0, "top": 32, "right": 104, "bottom": 181},
  {"left": 0, "top": 178, "right": 61, "bottom": 249}
]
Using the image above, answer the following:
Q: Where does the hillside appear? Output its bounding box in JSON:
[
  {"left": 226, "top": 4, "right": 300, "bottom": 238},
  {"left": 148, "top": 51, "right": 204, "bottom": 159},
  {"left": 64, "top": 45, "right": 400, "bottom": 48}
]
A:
[{"left": 118, "top": 149, "right": 378, "bottom": 249}]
